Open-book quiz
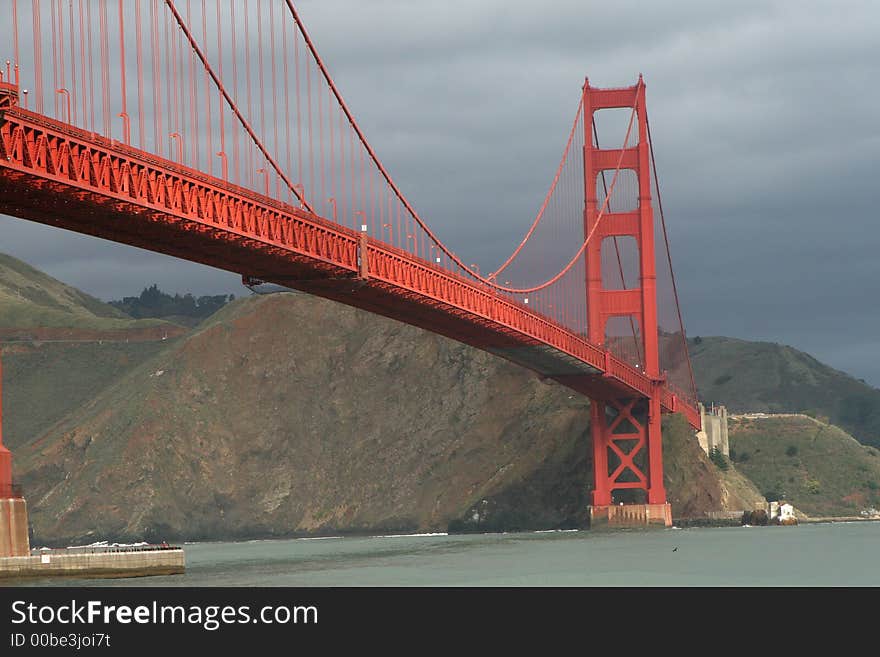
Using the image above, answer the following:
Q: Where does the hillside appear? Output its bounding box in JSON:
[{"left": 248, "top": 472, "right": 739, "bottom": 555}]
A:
[
  {"left": 0, "top": 253, "right": 174, "bottom": 334},
  {"left": 11, "top": 292, "right": 726, "bottom": 545},
  {"left": 728, "top": 414, "right": 880, "bottom": 517},
  {"left": 690, "top": 336, "right": 880, "bottom": 448},
  {"left": 0, "top": 252, "right": 189, "bottom": 453},
  {"left": 2, "top": 340, "right": 176, "bottom": 452}
]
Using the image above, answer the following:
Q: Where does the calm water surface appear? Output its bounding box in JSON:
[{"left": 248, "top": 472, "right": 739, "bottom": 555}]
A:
[{"left": 13, "top": 521, "right": 880, "bottom": 586}]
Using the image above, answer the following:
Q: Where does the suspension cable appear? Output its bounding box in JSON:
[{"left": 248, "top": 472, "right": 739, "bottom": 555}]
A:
[
  {"left": 489, "top": 95, "right": 584, "bottom": 279},
  {"left": 645, "top": 107, "right": 697, "bottom": 396},
  {"left": 284, "top": 0, "right": 640, "bottom": 294},
  {"left": 163, "top": 0, "right": 314, "bottom": 212}
]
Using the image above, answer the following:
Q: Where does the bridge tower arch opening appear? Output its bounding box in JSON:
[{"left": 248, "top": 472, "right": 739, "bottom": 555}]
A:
[{"left": 583, "top": 77, "right": 671, "bottom": 527}]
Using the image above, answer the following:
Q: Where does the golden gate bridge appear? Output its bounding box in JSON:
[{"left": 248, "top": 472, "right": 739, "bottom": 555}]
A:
[{"left": 0, "top": 0, "right": 700, "bottom": 529}]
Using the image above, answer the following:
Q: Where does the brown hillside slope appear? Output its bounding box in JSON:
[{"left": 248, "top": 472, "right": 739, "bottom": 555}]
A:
[
  {"left": 0, "top": 251, "right": 187, "bottom": 453},
  {"left": 14, "top": 293, "right": 720, "bottom": 545}
]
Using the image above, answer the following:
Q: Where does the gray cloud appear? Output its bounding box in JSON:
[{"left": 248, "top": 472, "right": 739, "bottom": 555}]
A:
[{"left": 2, "top": 0, "right": 878, "bottom": 386}]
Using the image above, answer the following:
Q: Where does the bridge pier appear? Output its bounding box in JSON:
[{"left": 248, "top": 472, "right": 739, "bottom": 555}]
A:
[
  {"left": 588, "top": 503, "right": 672, "bottom": 529},
  {"left": 0, "top": 352, "right": 30, "bottom": 558},
  {"left": 587, "top": 389, "right": 671, "bottom": 529}
]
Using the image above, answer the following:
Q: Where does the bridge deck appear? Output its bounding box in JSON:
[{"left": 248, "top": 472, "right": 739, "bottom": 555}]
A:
[{"left": 0, "top": 107, "right": 700, "bottom": 428}]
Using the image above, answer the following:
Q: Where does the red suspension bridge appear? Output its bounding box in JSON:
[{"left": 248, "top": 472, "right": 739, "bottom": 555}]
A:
[{"left": 0, "top": 1, "right": 700, "bottom": 526}]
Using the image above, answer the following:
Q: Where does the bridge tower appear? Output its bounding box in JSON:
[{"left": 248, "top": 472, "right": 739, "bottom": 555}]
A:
[{"left": 583, "top": 77, "right": 671, "bottom": 527}]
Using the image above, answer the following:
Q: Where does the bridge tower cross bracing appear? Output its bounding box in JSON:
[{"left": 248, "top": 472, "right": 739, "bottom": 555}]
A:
[{"left": 583, "top": 77, "right": 669, "bottom": 523}]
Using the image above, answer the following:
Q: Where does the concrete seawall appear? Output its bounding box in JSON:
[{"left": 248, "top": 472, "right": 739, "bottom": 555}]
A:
[{"left": 0, "top": 548, "right": 185, "bottom": 579}]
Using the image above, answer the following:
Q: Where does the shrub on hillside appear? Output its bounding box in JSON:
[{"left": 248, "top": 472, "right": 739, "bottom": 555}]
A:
[{"left": 709, "top": 447, "right": 729, "bottom": 471}]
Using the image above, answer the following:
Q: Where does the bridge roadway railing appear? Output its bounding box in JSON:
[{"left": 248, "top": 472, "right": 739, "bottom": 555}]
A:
[{"left": 0, "top": 107, "right": 699, "bottom": 427}]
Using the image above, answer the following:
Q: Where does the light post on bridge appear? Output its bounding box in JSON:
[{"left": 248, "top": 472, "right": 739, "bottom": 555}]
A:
[
  {"left": 117, "top": 112, "right": 131, "bottom": 145},
  {"left": 216, "top": 152, "right": 228, "bottom": 181},
  {"left": 354, "top": 211, "right": 367, "bottom": 233},
  {"left": 169, "top": 133, "right": 183, "bottom": 164},
  {"left": 383, "top": 223, "right": 393, "bottom": 245},
  {"left": 327, "top": 197, "right": 337, "bottom": 222},
  {"left": 256, "top": 168, "right": 270, "bottom": 197},
  {"left": 293, "top": 184, "right": 305, "bottom": 208},
  {"left": 55, "top": 88, "right": 71, "bottom": 124}
]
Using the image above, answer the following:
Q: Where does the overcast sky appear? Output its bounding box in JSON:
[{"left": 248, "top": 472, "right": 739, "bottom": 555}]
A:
[{"left": 2, "top": 0, "right": 878, "bottom": 387}]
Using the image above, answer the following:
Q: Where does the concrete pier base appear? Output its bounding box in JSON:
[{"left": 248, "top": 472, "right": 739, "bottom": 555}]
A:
[
  {"left": 0, "top": 497, "right": 30, "bottom": 557},
  {"left": 589, "top": 503, "right": 673, "bottom": 529}
]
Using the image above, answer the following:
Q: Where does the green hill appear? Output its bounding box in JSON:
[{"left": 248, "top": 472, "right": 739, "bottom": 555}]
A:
[
  {"left": 728, "top": 414, "right": 880, "bottom": 517},
  {"left": 690, "top": 336, "right": 880, "bottom": 448},
  {"left": 0, "top": 252, "right": 187, "bottom": 452},
  {"left": 0, "top": 253, "right": 168, "bottom": 330}
]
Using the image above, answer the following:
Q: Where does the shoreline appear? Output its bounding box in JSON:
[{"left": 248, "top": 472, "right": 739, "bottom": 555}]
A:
[
  {"left": 799, "top": 515, "right": 880, "bottom": 524},
  {"left": 29, "top": 514, "right": 880, "bottom": 549}
]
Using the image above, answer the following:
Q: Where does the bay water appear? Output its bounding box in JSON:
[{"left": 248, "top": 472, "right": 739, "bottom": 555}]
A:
[{"left": 12, "top": 520, "right": 880, "bottom": 586}]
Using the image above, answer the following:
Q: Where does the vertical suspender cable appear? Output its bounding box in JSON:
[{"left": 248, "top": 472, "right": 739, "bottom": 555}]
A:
[
  {"left": 200, "top": 0, "right": 211, "bottom": 173},
  {"left": 150, "top": 0, "right": 161, "bottom": 154},
  {"left": 270, "top": 0, "right": 279, "bottom": 198},
  {"left": 317, "top": 55, "right": 325, "bottom": 214},
  {"left": 294, "top": 18, "right": 302, "bottom": 199},
  {"left": 68, "top": 0, "right": 76, "bottom": 123},
  {"left": 51, "top": 0, "right": 58, "bottom": 117},
  {"left": 136, "top": 0, "right": 145, "bottom": 147},
  {"left": 646, "top": 109, "right": 697, "bottom": 397},
  {"left": 100, "top": 1, "right": 109, "bottom": 133},
  {"left": 282, "top": 14, "right": 292, "bottom": 203},
  {"left": 163, "top": 6, "right": 171, "bottom": 145},
  {"left": 58, "top": 0, "right": 66, "bottom": 117},
  {"left": 306, "top": 44, "right": 314, "bottom": 205},
  {"left": 79, "top": 0, "right": 87, "bottom": 130},
  {"left": 185, "top": 0, "right": 195, "bottom": 165},
  {"left": 230, "top": 0, "right": 239, "bottom": 182},
  {"left": 87, "top": 0, "right": 94, "bottom": 131},
  {"left": 33, "top": 0, "right": 43, "bottom": 113},
  {"left": 327, "top": 86, "right": 333, "bottom": 217},
  {"left": 12, "top": 0, "right": 19, "bottom": 72},
  {"left": 244, "top": 0, "right": 253, "bottom": 186},
  {"left": 257, "top": 0, "right": 266, "bottom": 182},
  {"left": 118, "top": 0, "right": 128, "bottom": 142}
]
